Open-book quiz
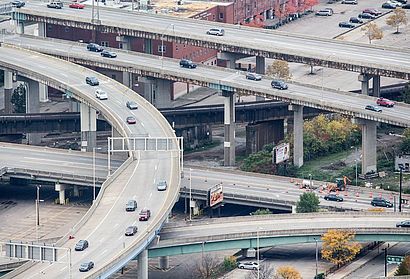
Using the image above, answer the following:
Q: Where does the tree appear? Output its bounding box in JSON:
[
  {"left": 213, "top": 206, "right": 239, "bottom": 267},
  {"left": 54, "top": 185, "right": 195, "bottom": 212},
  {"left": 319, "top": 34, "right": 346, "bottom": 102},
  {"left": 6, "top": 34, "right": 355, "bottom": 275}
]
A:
[
  {"left": 251, "top": 208, "right": 272, "bottom": 215},
  {"left": 402, "top": 82, "right": 410, "bottom": 104},
  {"left": 400, "top": 128, "right": 410, "bottom": 154},
  {"left": 304, "top": 0, "right": 319, "bottom": 11},
  {"left": 386, "top": 7, "right": 408, "bottom": 34},
  {"left": 361, "top": 23, "right": 383, "bottom": 44},
  {"left": 267, "top": 60, "right": 292, "bottom": 80},
  {"left": 246, "top": 262, "right": 275, "bottom": 279},
  {"left": 321, "top": 229, "right": 361, "bottom": 267},
  {"left": 274, "top": 265, "right": 302, "bottom": 279},
  {"left": 11, "top": 83, "right": 26, "bottom": 113},
  {"left": 395, "top": 255, "right": 410, "bottom": 275},
  {"left": 296, "top": 192, "right": 320, "bottom": 213},
  {"left": 192, "top": 253, "right": 220, "bottom": 278}
]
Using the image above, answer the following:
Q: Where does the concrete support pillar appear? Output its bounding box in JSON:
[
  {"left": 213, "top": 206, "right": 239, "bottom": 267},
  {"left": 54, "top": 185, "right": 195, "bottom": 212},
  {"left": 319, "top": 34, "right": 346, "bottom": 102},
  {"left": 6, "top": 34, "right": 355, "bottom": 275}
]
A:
[
  {"left": 217, "top": 52, "right": 248, "bottom": 70},
  {"left": 144, "top": 39, "right": 152, "bottom": 54},
  {"left": 358, "top": 74, "right": 370, "bottom": 95},
  {"left": 73, "top": 186, "right": 80, "bottom": 197},
  {"left": 137, "top": 249, "right": 148, "bottom": 279},
  {"left": 372, "top": 75, "right": 381, "bottom": 97},
  {"left": 255, "top": 56, "right": 265, "bottom": 74},
  {"left": 39, "top": 84, "right": 49, "bottom": 102},
  {"left": 140, "top": 77, "right": 172, "bottom": 108},
  {"left": 246, "top": 120, "right": 284, "bottom": 155},
  {"left": 25, "top": 79, "right": 41, "bottom": 145},
  {"left": 69, "top": 99, "right": 80, "bottom": 112},
  {"left": 3, "top": 70, "right": 13, "bottom": 114},
  {"left": 223, "top": 90, "right": 235, "bottom": 166},
  {"left": 289, "top": 104, "right": 304, "bottom": 167},
  {"left": 356, "top": 118, "right": 377, "bottom": 174},
  {"left": 38, "top": 22, "right": 46, "bottom": 37},
  {"left": 16, "top": 22, "right": 24, "bottom": 35},
  {"left": 55, "top": 183, "right": 66, "bottom": 205},
  {"left": 122, "top": 72, "right": 133, "bottom": 88},
  {"left": 158, "top": 256, "right": 169, "bottom": 269},
  {"left": 80, "top": 103, "right": 97, "bottom": 152}
]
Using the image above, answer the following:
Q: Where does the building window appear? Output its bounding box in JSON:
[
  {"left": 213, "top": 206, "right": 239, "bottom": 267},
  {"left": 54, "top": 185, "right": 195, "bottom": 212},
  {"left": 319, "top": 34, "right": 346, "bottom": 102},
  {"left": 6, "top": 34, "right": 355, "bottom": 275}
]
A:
[
  {"left": 158, "top": 44, "right": 166, "bottom": 53},
  {"left": 119, "top": 42, "right": 123, "bottom": 49},
  {"left": 112, "top": 74, "right": 116, "bottom": 80},
  {"left": 101, "top": 41, "right": 109, "bottom": 47},
  {"left": 219, "top": 13, "right": 224, "bottom": 19}
]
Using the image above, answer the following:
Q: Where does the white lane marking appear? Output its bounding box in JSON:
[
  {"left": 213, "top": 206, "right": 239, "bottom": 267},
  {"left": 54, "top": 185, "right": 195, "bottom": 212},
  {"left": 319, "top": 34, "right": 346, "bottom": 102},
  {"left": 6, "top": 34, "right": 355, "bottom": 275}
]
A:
[
  {"left": 155, "top": 165, "right": 158, "bottom": 171},
  {"left": 60, "top": 266, "right": 67, "bottom": 271},
  {"left": 102, "top": 249, "right": 108, "bottom": 254},
  {"left": 114, "top": 223, "right": 119, "bottom": 228},
  {"left": 118, "top": 235, "right": 123, "bottom": 241},
  {"left": 141, "top": 122, "right": 145, "bottom": 127},
  {"left": 132, "top": 195, "right": 136, "bottom": 200}
]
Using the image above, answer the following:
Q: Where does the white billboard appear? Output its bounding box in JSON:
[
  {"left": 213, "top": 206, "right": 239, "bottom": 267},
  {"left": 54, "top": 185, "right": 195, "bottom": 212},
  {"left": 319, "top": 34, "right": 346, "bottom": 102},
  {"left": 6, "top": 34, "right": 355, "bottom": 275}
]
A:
[
  {"left": 209, "top": 183, "right": 223, "bottom": 207},
  {"left": 275, "top": 143, "right": 290, "bottom": 164}
]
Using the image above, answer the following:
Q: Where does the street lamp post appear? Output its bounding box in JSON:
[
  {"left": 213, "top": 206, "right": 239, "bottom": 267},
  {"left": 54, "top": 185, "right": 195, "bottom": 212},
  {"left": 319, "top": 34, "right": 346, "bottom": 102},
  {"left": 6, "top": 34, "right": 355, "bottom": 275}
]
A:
[
  {"left": 35, "top": 185, "right": 44, "bottom": 242},
  {"left": 315, "top": 238, "right": 319, "bottom": 278},
  {"left": 399, "top": 166, "right": 403, "bottom": 212},
  {"left": 93, "top": 147, "right": 102, "bottom": 202},
  {"left": 189, "top": 168, "right": 192, "bottom": 221}
]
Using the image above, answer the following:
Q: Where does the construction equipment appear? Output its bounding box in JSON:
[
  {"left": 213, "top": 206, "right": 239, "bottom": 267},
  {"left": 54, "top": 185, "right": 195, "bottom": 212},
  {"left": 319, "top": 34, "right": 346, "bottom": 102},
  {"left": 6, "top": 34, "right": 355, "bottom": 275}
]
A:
[{"left": 326, "top": 176, "right": 351, "bottom": 192}]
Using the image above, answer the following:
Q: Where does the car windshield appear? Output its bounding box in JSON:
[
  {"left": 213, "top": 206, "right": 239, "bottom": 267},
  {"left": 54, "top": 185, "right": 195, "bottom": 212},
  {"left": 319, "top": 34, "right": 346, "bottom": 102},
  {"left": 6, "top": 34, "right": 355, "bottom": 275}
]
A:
[
  {"left": 158, "top": 181, "right": 166, "bottom": 186},
  {"left": 80, "top": 263, "right": 88, "bottom": 268}
]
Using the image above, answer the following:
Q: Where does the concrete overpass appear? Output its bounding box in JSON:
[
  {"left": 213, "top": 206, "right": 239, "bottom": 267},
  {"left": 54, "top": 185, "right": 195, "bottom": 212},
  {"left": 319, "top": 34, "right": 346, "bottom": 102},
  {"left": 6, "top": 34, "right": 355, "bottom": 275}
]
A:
[{"left": 12, "top": 2, "right": 410, "bottom": 80}]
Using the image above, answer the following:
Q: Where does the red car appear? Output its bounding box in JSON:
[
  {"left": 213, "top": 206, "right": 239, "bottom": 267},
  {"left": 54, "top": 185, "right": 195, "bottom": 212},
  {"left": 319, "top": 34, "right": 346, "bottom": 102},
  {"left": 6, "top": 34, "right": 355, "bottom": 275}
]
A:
[
  {"left": 376, "top": 97, "right": 395, "bottom": 107},
  {"left": 126, "top": 116, "right": 137, "bottom": 124},
  {"left": 139, "top": 209, "right": 151, "bottom": 221},
  {"left": 69, "top": 2, "right": 85, "bottom": 9},
  {"left": 362, "top": 8, "right": 382, "bottom": 16}
]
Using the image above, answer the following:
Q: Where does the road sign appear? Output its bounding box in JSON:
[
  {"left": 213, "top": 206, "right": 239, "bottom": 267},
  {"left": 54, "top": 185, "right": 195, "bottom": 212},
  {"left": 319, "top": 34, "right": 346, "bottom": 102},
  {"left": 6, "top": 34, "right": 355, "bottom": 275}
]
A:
[{"left": 387, "top": 255, "right": 405, "bottom": 264}]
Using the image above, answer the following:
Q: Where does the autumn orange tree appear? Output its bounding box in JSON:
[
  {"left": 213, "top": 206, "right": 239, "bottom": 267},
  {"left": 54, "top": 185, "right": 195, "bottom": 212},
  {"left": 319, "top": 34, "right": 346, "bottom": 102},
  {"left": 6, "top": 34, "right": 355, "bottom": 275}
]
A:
[
  {"left": 267, "top": 60, "right": 292, "bottom": 80},
  {"left": 274, "top": 265, "right": 302, "bottom": 279},
  {"left": 361, "top": 22, "right": 383, "bottom": 44},
  {"left": 386, "top": 7, "right": 408, "bottom": 34},
  {"left": 243, "top": 14, "right": 265, "bottom": 28},
  {"left": 321, "top": 229, "right": 361, "bottom": 267}
]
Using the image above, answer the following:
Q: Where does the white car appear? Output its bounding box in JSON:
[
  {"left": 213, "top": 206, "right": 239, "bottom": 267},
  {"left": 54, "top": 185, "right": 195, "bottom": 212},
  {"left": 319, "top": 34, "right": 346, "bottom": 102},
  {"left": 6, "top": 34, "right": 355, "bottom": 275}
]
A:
[
  {"left": 206, "top": 28, "right": 225, "bottom": 36},
  {"left": 238, "top": 261, "right": 259, "bottom": 270},
  {"left": 95, "top": 89, "right": 108, "bottom": 100},
  {"left": 157, "top": 180, "right": 167, "bottom": 191}
]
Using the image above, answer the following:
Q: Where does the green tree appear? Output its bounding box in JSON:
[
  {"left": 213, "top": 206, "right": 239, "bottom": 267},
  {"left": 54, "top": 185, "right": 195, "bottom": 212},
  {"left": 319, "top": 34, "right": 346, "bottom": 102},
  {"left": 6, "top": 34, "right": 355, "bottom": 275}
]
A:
[
  {"left": 267, "top": 60, "right": 292, "bottom": 80},
  {"left": 400, "top": 128, "right": 410, "bottom": 154},
  {"left": 251, "top": 208, "right": 272, "bottom": 215},
  {"left": 296, "top": 192, "right": 320, "bottom": 213},
  {"left": 395, "top": 255, "right": 410, "bottom": 275},
  {"left": 11, "top": 83, "right": 26, "bottom": 113},
  {"left": 321, "top": 229, "right": 361, "bottom": 267}
]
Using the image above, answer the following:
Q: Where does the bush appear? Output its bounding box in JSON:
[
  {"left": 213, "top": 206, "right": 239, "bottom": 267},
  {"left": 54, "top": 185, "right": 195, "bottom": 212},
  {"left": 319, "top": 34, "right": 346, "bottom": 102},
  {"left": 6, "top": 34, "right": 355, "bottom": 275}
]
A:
[
  {"left": 250, "top": 209, "right": 272, "bottom": 215},
  {"left": 222, "top": 256, "right": 237, "bottom": 272},
  {"left": 296, "top": 192, "right": 320, "bottom": 213}
]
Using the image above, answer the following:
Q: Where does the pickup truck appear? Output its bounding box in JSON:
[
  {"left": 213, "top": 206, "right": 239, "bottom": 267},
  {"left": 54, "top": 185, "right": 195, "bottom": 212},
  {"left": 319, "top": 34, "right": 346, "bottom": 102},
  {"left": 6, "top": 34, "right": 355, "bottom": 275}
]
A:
[{"left": 376, "top": 97, "right": 395, "bottom": 107}]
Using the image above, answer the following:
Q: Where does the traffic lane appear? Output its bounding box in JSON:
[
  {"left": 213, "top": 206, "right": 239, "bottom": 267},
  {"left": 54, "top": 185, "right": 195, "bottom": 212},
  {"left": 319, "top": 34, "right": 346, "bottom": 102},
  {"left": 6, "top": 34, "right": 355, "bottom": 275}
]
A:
[{"left": 20, "top": 2, "right": 410, "bottom": 71}]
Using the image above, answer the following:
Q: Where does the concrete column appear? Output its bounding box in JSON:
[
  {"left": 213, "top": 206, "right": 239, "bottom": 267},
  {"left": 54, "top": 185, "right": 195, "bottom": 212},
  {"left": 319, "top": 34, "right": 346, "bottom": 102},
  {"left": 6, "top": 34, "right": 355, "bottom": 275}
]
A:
[
  {"left": 357, "top": 118, "right": 377, "bottom": 174},
  {"left": 73, "top": 186, "right": 80, "bottom": 197},
  {"left": 55, "top": 183, "right": 66, "bottom": 205},
  {"left": 69, "top": 99, "right": 80, "bottom": 112},
  {"left": 144, "top": 39, "right": 152, "bottom": 54},
  {"left": 3, "top": 70, "right": 13, "bottom": 114},
  {"left": 158, "top": 256, "right": 169, "bottom": 269},
  {"left": 246, "top": 120, "right": 284, "bottom": 155},
  {"left": 255, "top": 56, "right": 265, "bottom": 74},
  {"left": 38, "top": 22, "right": 46, "bottom": 37},
  {"left": 372, "top": 75, "right": 381, "bottom": 97},
  {"left": 140, "top": 77, "right": 172, "bottom": 108},
  {"left": 289, "top": 104, "right": 304, "bottom": 167},
  {"left": 217, "top": 52, "right": 248, "bottom": 70},
  {"left": 39, "top": 84, "right": 49, "bottom": 102},
  {"left": 223, "top": 90, "right": 235, "bottom": 166},
  {"left": 358, "top": 74, "right": 370, "bottom": 95},
  {"left": 25, "top": 79, "right": 41, "bottom": 145},
  {"left": 16, "top": 22, "right": 24, "bottom": 34},
  {"left": 137, "top": 249, "right": 148, "bottom": 279},
  {"left": 80, "top": 103, "right": 97, "bottom": 152},
  {"left": 117, "top": 36, "right": 134, "bottom": 88}
]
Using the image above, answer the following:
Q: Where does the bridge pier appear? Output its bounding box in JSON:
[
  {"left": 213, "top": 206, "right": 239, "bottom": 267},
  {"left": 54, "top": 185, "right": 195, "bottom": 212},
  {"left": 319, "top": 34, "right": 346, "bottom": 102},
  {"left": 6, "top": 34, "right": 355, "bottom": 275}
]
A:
[
  {"left": 358, "top": 74, "right": 370, "bottom": 95},
  {"left": 289, "top": 104, "right": 304, "bottom": 167},
  {"left": 80, "top": 103, "right": 97, "bottom": 152},
  {"left": 246, "top": 120, "right": 284, "bottom": 155},
  {"left": 255, "top": 56, "right": 265, "bottom": 74},
  {"left": 118, "top": 36, "right": 134, "bottom": 88},
  {"left": 158, "top": 256, "right": 169, "bottom": 269},
  {"left": 355, "top": 118, "right": 377, "bottom": 174},
  {"left": 16, "top": 22, "right": 24, "bottom": 35},
  {"left": 140, "top": 77, "right": 172, "bottom": 108},
  {"left": 137, "top": 249, "right": 148, "bottom": 279},
  {"left": 38, "top": 22, "right": 46, "bottom": 37},
  {"left": 55, "top": 183, "right": 66, "bottom": 205},
  {"left": 73, "top": 186, "right": 80, "bottom": 197},
  {"left": 218, "top": 52, "right": 248, "bottom": 69},
  {"left": 25, "top": 79, "right": 41, "bottom": 145},
  {"left": 358, "top": 74, "right": 381, "bottom": 97},
  {"left": 372, "top": 75, "right": 381, "bottom": 97},
  {"left": 3, "top": 70, "right": 14, "bottom": 114},
  {"left": 223, "top": 90, "right": 236, "bottom": 166}
]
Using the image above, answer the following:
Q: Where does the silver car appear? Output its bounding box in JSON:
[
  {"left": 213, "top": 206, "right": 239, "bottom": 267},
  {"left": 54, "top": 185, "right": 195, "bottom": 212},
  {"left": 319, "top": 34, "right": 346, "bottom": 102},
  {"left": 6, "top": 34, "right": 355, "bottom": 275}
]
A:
[
  {"left": 238, "top": 261, "right": 259, "bottom": 270},
  {"left": 157, "top": 180, "right": 167, "bottom": 191}
]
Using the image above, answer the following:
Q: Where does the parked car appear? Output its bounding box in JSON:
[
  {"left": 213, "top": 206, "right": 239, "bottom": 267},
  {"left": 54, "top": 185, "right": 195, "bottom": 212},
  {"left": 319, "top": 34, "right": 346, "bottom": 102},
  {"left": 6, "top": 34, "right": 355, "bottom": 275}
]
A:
[
  {"left": 86, "top": 76, "right": 99, "bottom": 86},
  {"left": 402, "top": 3, "right": 410, "bottom": 8},
  {"left": 371, "top": 197, "right": 393, "bottom": 207},
  {"left": 324, "top": 194, "right": 344, "bottom": 202},
  {"left": 126, "top": 100, "right": 138, "bottom": 110},
  {"left": 395, "top": 0, "right": 407, "bottom": 4},
  {"left": 125, "top": 225, "right": 138, "bottom": 236},
  {"left": 69, "top": 2, "right": 85, "bottom": 9},
  {"left": 139, "top": 208, "right": 151, "bottom": 221},
  {"left": 315, "top": 10, "right": 333, "bottom": 16},
  {"left": 206, "top": 28, "right": 224, "bottom": 36},
  {"left": 397, "top": 220, "right": 410, "bottom": 227},
  {"left": 350, "top": 17, "right": 364, "bottom": 24},
  {"left": 358, "top": 12, "right": 376, "bottom": 19},
  {"left": 365, "top": 104, "right": 382, "bottom": 112},
  {"left": 95, "top": 89, "right": 108, "bottom": 100},
  {"left": 126, "top": 116, "right": 137, "bottom": 124},
  {"left": 157, "top": 180, "right": 167, "bottom": 191},
  {"left": 382, "top": 2, "right": 397, "bottom": 8},
  {"left": 11, "top": 0, "right": 25, "bottom": 8},
  {"left": 87, "top": 43, "right": 104, "bottom": 52},
  {"left": 362, "top": 8, "right": 383, "bottom": 16},
  {"left": 376, "top": 97, "right": 395, "bottom": 107},
  {"left": 323, "top": 7, "right": 334, "bottom": 14},
  {"left": 388, "top": 0, "right": 403, "bottom": 7},
  {"left": 47, "top": 1, "right": 63, "bottom": 9},
  {"left": 246, "top": 72, "right": 262, "bottom": 81},
  {"left": 101, "top": 50, "right": 117, "bottom": 58},
  {"left": 339, "top": 21, "right": 356, "bottom": 28},
  {"left": 126, "top": 200, "right": 137, "bottom": 211},
  {"left": 342, "top": 0, "right": 358, "bottom": 4},
  {"left": 79, "top": 261, "right": 94, "bottom": 272},
  {"left": 238, "top": 262, "right": 259, "bottom": 270},
  {"left": 179, "top": 59, "right": 197, "bottom": 69},
  {"left": 271, "top": 79, "right": 288, "bottom": 90},
  {"left": 75, "top": 240, "right": 89, "bottom": 251}
]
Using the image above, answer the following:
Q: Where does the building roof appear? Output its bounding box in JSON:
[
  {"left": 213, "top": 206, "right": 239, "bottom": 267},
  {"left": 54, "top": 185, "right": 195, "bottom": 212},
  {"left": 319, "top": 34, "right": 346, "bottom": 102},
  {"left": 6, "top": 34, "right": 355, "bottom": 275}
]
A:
[{"left": 151, "top": 0, "right": 225, "bottom": 17}]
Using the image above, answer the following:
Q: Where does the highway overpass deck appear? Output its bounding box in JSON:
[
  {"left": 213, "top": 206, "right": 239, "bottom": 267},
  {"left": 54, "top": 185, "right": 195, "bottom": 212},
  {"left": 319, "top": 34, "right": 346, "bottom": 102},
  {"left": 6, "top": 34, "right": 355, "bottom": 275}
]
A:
[
  {"left": 0, "top": 45, "right": 180, "bottom": 278},
  {"left": 4, "top": 35, "right": 410, "bottom": 128},
  {"left": 14, "top": 2, "right": 410, "bottom": 79}
]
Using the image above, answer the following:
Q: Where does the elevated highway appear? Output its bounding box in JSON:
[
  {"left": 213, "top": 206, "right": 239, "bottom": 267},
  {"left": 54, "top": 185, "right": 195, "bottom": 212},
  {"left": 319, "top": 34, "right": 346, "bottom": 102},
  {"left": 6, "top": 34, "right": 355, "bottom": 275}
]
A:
[
  {"left": 3, "top": 35, "right": 410, "bottom": 128},
  {"left": 0, "top": 44, "right": 180, "bottom": 278},
  {"left": 14, "top": 2, "right": 410, "bottom": 79},
  {"left": 149, "top": 213, "right": 410, "bottom": 258}
]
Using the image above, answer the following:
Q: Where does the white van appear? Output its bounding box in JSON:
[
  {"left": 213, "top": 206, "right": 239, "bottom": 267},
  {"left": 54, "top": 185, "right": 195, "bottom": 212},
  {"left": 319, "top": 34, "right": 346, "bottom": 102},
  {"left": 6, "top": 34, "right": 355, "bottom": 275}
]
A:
[{"left": 206, "top": 28, "right": 225, "bottom": 36}]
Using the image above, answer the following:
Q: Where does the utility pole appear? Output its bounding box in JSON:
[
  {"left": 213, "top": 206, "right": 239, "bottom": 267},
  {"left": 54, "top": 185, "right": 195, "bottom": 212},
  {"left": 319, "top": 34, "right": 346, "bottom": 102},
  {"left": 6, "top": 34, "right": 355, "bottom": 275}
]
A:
[
  {"left": 384, "top": 247, "right": 388, "bottom": 277},
  {"left": 399, "top": 166, "right": 403, "bottom": 212}
]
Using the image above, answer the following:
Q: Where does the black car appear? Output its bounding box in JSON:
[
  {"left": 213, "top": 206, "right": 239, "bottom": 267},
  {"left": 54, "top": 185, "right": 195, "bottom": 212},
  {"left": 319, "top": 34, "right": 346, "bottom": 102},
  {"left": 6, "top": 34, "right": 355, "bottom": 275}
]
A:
[
  {"left": 358, "top": 13, "right": 376, "bottom": 19},
  {"left": 126, "top": 101, "right": 138, "bottom": 110},
  {"left": 396, "top": 220, "right": 410, "bottom": 227},
  {"left": 246, "top": 72, "right": 262, "bottom": 81},
  {"left": 371, "top": 197, "right": 393, "bottom": 207},
  {"left": 339, "top": 21, "right": 355, "bottom": 28},
  {"left": 79, "top": 261, "right": 94, "bottom": 272},
  {"left": 101, "top": 50, "right": 117, "bottom": 58},
  {"left": 87, "top": 43, "right": 104, "bottom": 52},
  {"left": 74, "top": 240, "right": 89, "bottom": 251},
  {"left": 125, "top": 225, "right": 138, "bottom": 236},
  {"left": 11, "top": 0, "right": 25, "bottom": 7},
  {"left": 395, "top": 0, "right": 407, "bottom": 4},
  {"left": 126, "top": 200, "right": 137, "bottom": 211},
  {"left": 324, "top": 194, "right": 344, "bottom": 202},
  {"left": 403, "top": 3, "right": 410, "bottom": 8},
  {"left": 349, "top": 17, "right": 363, "bottom": 24},
  {"left": 86, "top": 76, "right": 99, "bottom": 86},
  {"left": 382, "top": 2, "right": 397, "bottom": 8},
  {"left": 179, "top": 59, "right": 197, "bottom": 69},
  {"left": 271, "top": 80, "right": 288, "bottom": 90}
]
